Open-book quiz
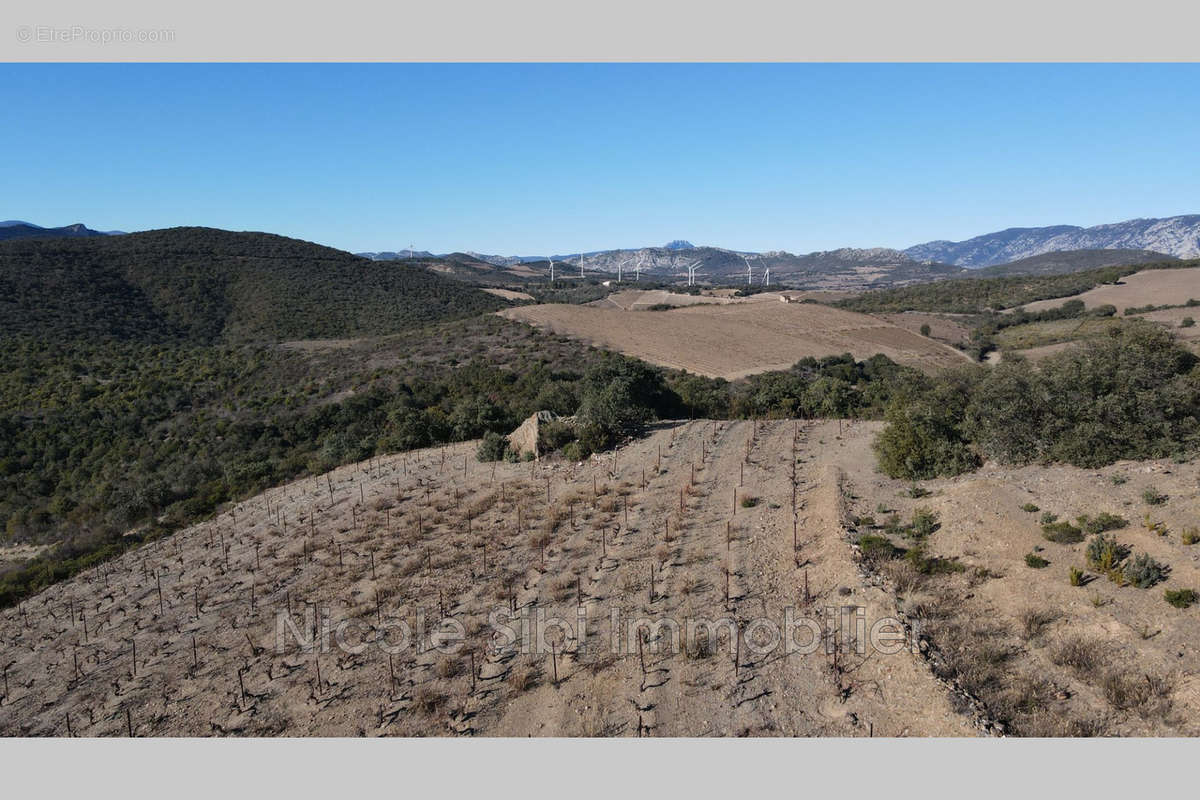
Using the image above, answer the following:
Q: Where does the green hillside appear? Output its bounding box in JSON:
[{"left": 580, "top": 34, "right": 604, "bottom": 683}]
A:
[{"left": 0, "top": 227, "right": 505, "bottom": 343}]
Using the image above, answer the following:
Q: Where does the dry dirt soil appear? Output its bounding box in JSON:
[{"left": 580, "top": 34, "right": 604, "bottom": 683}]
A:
[
  {"left": 4, "top": 420, "right": 1196, "bottom": 737},
  {"left": 481, "top": 288, "right": 535, "bottom": 302},
  {"left": 877, "top": 312, "right": 971, "bottom": 348},
  {"left": 0, "top": 421, "right": 977, "bottom": 738},
  {"left": 1020, "top": 268, "right": 1200, "bottom": 314},
  {"left": 842, "top": 435, "right": 1200, "bottom": 736},
  {"left": 500, "top": 300, "right": 971, "bottom": 378}
]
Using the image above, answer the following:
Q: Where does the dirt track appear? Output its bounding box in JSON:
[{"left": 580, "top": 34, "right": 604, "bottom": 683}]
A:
[{"left": 500, "top": 301, "right": 971, "bottom": 378}]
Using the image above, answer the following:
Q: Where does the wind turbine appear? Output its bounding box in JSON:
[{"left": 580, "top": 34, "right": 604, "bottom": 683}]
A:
[
  {"left": 548, "top": 256, "right": 555, "bottom": 284},
  {"left": 579, "top": 252, "right": 585, "bottom": 278},
  {"left": 617, "top": 257, "right": 632, "bottom": 282},
  {"left": 635, "top": 253, "right": 644, "bottom": 282},
  {"left": 742, "top": 255, "right": 753, "bottom": 286},
  {"left": 686, "top": 259, "right": 701, "bottom": 286},
  {"left": 408, "top": 243, "right": 415, "bottom": 260},
  {"left": 762, "top": 266, "right": 770, "bottom": 287}
]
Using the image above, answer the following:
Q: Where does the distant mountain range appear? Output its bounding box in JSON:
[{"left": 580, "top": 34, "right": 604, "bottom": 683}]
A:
[
  {"left": 0, "top": 221, "right": 115, "bottom": 241},
  {"left": 904, "top": 215, "right": 1200, "bottom": 266},
  {"left": 9, "top": 214, "right": 1199, "bottom": 291}
]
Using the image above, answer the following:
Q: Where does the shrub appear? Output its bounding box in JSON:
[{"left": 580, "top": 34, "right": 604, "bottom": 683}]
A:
[
  {"left": 1020, "top": 502, "right": 1039, "bottom": 513},
  {"left": 1018, "top": 608, "right": 1057, "bottom": 639},
  {"left": 907, "top": 484, "right": 932, "bottom": 499},
  {"left": 476, "top": 431, "right": 509, "bottom": 462},
  {"left": 909, "top": 507, "right": 939, "bottom": 538},
  {"left": 1085, "top": 534, "right": 1125, "bottom": 573},
  {"left": 858, "top": 534, "right": 901, "bottom": 562},
  {"left": 1110, "top": 474, "right": 1127, "bottom": 485},
  {"left": 1124, "top": 553, "right": 1168, "bottom": 588},
  {"left": 1024, "top": 553, "right": 1049, "bottom": 568},
  {"left": 873, "top": 384, "right": 981, "bottom": 481},
  {"left": 1181, "top": 317, "right": 1196, "bottom": 328},
  {"left": 1182, "top": 528, "right": 1199, "bottom": 546},
  {"left": 1042, "top": 521, "right": 1084, "bottom": 544},
  {"left": 1050, "top": 636, "right": 1103, "bottom": 677},
  {"left": 1069, "top": 567, "right": 1085, "bottom": 587},
  {"left": 1040, "top": 511, "right": 1059, "bottom": 525},
  {"left": 507, "top": 663, "right": 538, "bottom": 692},
  {"left": 904, "top": 543, "right": 964, "bottom": 575},
  {"left": 1142, "top": 488, "right": 1167, "bottom": 506},
  {"left": 537, "top": 420, "right": 577, "bottom": 452},
  {"left": 561, "top": 441, "right": 587, "bottom": 462},
  {"left": 739, "top": 495, "right": 759, "bottom": 508},
  {"left": 1083, "top": 512, "right": 1127, "bottom": 534},
  {"left": 1164, "top": 588, "right": 1197, "bottom": 609},
  {"left": 919, "top": 323, "right": 931, "bottom": 337}
]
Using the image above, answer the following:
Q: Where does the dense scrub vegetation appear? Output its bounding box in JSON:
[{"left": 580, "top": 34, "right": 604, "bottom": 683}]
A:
[
  {"left": 965, "top": 298, "right": 1118, "bottom": 359},
  {"left": 0, "top": 295, "right": 916, "bottom": 606},
  {"left": 836, "top": 260, "right": 1198, "bottom": 314},
  {"left": 874, "top": 322, "right": 1200, "bottom": 479},
  {"left": 0, "top": 228, "right": 505, "bottom": 343}
]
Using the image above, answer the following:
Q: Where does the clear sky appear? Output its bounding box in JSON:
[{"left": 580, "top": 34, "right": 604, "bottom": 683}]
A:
[{"left": 4, "top": 63, "right": 1199, "bottom": 255}]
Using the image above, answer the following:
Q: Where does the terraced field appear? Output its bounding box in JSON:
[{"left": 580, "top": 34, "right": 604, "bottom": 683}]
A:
[
  {"left": 0, "top": 421, "right": 974, "bottom": 737},
  {"left": 4, "top": 420, "right": 1198, "bottom": 737}
]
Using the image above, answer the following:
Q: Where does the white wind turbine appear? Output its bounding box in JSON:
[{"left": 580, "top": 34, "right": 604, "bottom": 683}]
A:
[
  {"left": 408, "top": 243, "right": 415, "bottom": 260},
  {"left": 635, "top": 253, "right": 645, "bottom": 282},
  {"left": 548, "top": 256, "right": 555, "bottom": 284},
  {"left": 579, "top": 252, "right": 586, "bottom": 278},
  {"left": 686, "top": 259, "right": 702, "bottom": 286},
  {"left": 742, "top": 255, "right": 753, "bottom": 285},
  {"left": 617, "top": 257, "right": 632, "bottom": 282}
]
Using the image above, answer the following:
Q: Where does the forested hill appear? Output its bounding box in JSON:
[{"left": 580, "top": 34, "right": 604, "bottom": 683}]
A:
[{"left": 0, "top": 227, "right": 505, "bottom": 343}]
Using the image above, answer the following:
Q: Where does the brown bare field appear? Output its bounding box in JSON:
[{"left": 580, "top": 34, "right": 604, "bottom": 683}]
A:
[
  {"left": 1020, "top": 268, "right": 1200, "bottom": 314},
  {"left": 588, "top": 290, "right": 738, "bottom": 310},
  {"left": 878, "top": 312, "right": 971, "bottom": 347},
  {"left": 500, "top": 301, "right": 971, "bottom": 378},
  {"left": 481, "top": 288, "right": 535, "bottom": 302},
  {"left": 0, "top": 421, "right": 978, "bottom": 737}
]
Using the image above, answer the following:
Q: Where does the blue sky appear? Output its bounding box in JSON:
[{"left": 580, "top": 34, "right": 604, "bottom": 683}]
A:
[{"left": 4, "top": 63, "right": 1199, "bottom": 255}]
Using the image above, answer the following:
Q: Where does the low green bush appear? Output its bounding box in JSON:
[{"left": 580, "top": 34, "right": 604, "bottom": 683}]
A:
[
  {"left": 858, "top": 534, "right": 901, "bottom": 562},
  {"left": 1042, "top": 521, "right": 1084, "bottom": 544},
  {"left": 1124, "top": 553, "right": 1168, "bottom": 588},
  {"left": 1164, "top": 588, "right": 1197, "bottom": 608},
  {"left": 1143, "top": 488, "right": 1167, "bottom": 506}
]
